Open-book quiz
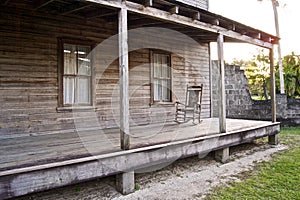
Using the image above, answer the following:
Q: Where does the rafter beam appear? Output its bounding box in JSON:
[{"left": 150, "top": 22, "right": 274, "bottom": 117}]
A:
[
  {"left": 61, "top": 4, "right": 91, "bottom": 15},
  {"left": 144, "top": 0, "right": 153, "bottom": 7},
  {"left": 169, "top": 5, "right": 179, "bottom": 14},
  {"left": 85, "top": 10, "right": 118, "bottom": 19},
  {"left": 125, "top": 1, "right": 274, "bottom": 48},
  {"left": 84, "top": 0, "right": 276, "bottom": 48},
  {"left": 192, "top": 11, "right": 200, "bottom": 21},
  {"left": 34, "top": 0, "right": 55, "bottom": 10},
  {"left": 3, "top": 0, "right": 11, "bottom": 5}
]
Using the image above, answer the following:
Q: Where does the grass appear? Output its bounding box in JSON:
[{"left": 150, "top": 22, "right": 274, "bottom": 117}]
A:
[{"left": 206, "top": 126, "right": 300, "bottom": 200}]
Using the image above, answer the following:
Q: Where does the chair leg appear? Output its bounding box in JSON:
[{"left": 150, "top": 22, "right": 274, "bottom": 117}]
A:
[{"left": 192, "top": 111, "right": 195, "bottom": 123}]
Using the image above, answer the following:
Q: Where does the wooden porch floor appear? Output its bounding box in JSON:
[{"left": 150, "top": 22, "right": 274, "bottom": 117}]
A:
[{"left": 0, "top": 118, "right": 277, "bottom": 172}]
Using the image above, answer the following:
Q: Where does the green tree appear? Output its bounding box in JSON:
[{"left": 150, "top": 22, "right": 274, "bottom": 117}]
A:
[
  {"left": 233, "top": 50, "right": 271, "bottom": 99},
  {"left": 278, "top": 52, "right": 300, "bottom": 97}
]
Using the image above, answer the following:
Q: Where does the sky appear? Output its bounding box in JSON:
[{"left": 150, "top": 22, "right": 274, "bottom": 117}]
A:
[{"left": 209, "top": 0, "right": 299, "bottom": 62}]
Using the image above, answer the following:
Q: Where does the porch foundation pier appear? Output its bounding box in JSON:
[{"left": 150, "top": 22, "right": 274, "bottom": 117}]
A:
[
  {"left": 268, "top": 134, "right": 278, "bottom": 145},
  {"left": 116, "top": 171, "right": 135, "bottom": 195},
  {"left": 214, "top": 147, "right": 229, "bottom": 163},
  {"left": 119, "top": 4, "right": 130, "bottom": 150}
]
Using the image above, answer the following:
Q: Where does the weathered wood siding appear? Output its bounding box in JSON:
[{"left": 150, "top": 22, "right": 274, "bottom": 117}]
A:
[
  {"left": 175, "top": 0, "right": 209, "bottom": 10},
  {"left": 0, "top": 6, "right": 210, "bottom": 139}
]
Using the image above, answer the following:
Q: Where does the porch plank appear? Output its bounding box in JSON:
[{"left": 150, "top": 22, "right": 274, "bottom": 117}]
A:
[{"left": 0, "top": 118, "right": 277, "bottom": 172}]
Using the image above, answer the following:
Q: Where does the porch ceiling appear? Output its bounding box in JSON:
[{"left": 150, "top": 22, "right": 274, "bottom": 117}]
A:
[{"left": 2, "top": 0, "right": 279, "bottom": 47}]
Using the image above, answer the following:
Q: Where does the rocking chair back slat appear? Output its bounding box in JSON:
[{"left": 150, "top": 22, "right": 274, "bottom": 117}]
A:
[{"left": 175, "top": 84, "right": 203, "bottom": 123}]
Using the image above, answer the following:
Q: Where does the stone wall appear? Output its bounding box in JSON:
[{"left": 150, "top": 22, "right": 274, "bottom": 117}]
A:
[{"left": 211, "top": 61, "right": 300, "bottom": 126}]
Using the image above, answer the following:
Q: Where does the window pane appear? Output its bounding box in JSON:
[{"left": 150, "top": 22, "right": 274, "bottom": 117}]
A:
[
  {"left": 78, "top": 45, "right": 91, "bottom": 76},
  {"left": 162, "top": 55, "right": 170, "bottom": 78},
  {"left": 77, "top": 77, "right": 90, "bottom": 104},
  {"left": 64, "top": 77, "right": 75, "bottom": 104},
  {"left": 154, "top": 79, "right": 160, "bottom": 101},
  {"left": 153, "top": 54, "right": 161, "bottom": 78},
  {"left": 161, "top": 80, "right": 170, "bottom": 101},
  {"left": 64, "top": 44, "right": 77, "bottom": 75}
]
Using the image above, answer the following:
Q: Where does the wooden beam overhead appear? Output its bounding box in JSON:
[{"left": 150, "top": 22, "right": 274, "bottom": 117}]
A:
[
  {"left": 61, "top": 4, "right": 91, "bottom": 15},
  {"left": 34, "top": 0, "right": 55, "bottom": 10},
  {"left": 129, "top": 19, "right": 166, "bottom": 27},
  {"left": 144, "top": 0, "right": 153, "bottom": 7},
  {"left": 192, "top": 11, "right": 200, "bottom": 21},
  {"left": 213, "top": 19, "right": 220, "bottom": 26},
  {"left": 85, "top": 10, "right": 118, "bottom": 19},
  {"left": 2, "top": 0, "right": 11, "bottom": 5},
  {"left": 125, "top": 1, "right": 274, "bottom": 48},
  {"left": 257, "top": 32, "right": 261, "bottom": 39},
  {"left": 84, "top": 0, "right": 275, "bottom": 48},
  {"left": 169, "top": 5, "right": 179, "bottom": 14},
  {"left": 228, "top": 24, "right": 236, "bottom": 31}
]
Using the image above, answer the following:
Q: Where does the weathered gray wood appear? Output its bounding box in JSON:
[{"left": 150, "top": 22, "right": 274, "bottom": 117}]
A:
[
  {"left": 169, "top": 5, "right": 179, "bottom": 14},
  {"left": 116, "top": 171, "right": 135, "bottom": 195},
  {"left": 192, "top": 11, "right": 200, "bottom": 21},
  {"left": 125, "top": 1, "right": 275, "bottom": 49},
  {"left": 34, "top": 0, "right": 55, "bottom": 10},
  {"left": 214, "top": 147, "right": 229, "bottom": 163},
  {"left": 174, "top": 0, "right": 209, "bottom": 10},
  {"left": 217, "top": 34, "right": 226, "bottom": 133},
  {"left": 144, "top": 0, "right": 153, "bottom": 7},
  {"left": 119, "top": 5, "right": 130, "bottom": 150},
  {"left": 0, "top": 120, "right": 280, "bottom": 199},
  {"left": 269, "top": 47, "right": 276, "bottom": 123}
]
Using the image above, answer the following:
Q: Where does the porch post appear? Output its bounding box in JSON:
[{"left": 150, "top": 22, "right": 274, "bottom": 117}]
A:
[
  {"left": 269, "top": 47, "right": 276, "bottom": 123},
  {"left": 217, "top": 34, "right": 226, "bottom": 133},
  {"left": 119, "top": 4, "right": 130, "bottom": 150},
  {"left": 269, "top": 47, "right": 278, "bottom": 145}
]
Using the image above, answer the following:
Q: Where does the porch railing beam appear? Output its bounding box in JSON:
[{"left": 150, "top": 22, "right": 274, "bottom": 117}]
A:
[
  {"left": 119, "top": 4, "right": 130, "bottom": 150},
  {"left": 217, "top": 33, "right": 226, "bottom": 133}
]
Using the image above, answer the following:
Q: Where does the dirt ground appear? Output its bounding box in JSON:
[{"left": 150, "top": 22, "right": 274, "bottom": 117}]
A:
[{"left": 13, "top": 142, "right": 287, "bottom": 200}]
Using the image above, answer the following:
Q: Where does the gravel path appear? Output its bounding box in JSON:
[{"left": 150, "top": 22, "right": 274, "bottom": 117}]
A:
[{"left": 14, "top": 142, "right": 288, "bottom": 200}]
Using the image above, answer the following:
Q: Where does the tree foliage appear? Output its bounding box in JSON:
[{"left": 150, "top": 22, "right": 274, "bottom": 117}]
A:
[
  {"left": 232, "top": 51, "right": 300, "bottom": 99},
  {"left": 278, "top": 52, "right": 300, "bottom": 97},
  {"left": 232, "top": 49, "right": 270, "bottom": 99}
]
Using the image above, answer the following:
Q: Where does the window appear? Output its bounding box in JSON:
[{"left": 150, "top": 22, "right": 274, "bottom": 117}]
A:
[
  {"left": 61, "top": 42, "right": 92, "bottom": 106},
  {"left": 152, "top": 52, "right": 172, "bottom": 102}
]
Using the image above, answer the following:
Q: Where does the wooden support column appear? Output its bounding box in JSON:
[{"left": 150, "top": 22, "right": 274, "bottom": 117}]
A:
[
  {"left": 116, "top": 171, "right": 135, "bottom": 195},
  {"left": 119, "top": 4, "right": 130, "bottom": 150},
  {"left": 217, "top": 34, "right": 226, "bottom": 133},
  {"left": 269, "top": 47, "right": 278, "bottom": 145},
  {"left": 269, "top": 47, "right": 276, "bottom": 123}
]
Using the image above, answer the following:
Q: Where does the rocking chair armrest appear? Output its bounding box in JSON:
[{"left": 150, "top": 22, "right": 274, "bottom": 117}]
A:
[{"left": 175, "top": 101, "right": 184, "bottom": 105}]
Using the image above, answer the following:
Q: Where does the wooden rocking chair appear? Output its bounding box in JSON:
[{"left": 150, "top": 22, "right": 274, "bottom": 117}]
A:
[{"left": 175, "top": 84, "right": 203, "bottom": 124}]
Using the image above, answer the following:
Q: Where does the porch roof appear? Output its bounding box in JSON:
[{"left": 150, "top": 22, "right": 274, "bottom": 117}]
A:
[{"left": 2, "top": 0, "right": 279, "bottom": 48}]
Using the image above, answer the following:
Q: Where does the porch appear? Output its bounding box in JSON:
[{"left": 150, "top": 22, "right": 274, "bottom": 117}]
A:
[
  {"left": 0, "top": 118, "right": 279, "bottom": 198},
  {"left": 0, "top": 0, "right": 281, "bottom": 199}
]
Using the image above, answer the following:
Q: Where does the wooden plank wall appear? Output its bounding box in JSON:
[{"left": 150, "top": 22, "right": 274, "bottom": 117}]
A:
[{"left": 0, "top": 5, "right": 210, "bottom": 139}]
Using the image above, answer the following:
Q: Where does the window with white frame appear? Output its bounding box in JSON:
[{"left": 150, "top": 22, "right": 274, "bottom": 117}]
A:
[
  {"left": 152, "top": 53, "right": 171, "bottom": 102},
  {"left": 63, "top": 43, "right": 92, "bottom": 106}
]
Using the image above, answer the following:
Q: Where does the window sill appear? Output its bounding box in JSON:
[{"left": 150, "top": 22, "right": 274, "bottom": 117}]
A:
[
  {"left": 56, "top": 106, "right": 96, "bottom": 113},
  {"left": 150, "top": 102, "right": 175, "bottom": 107}
]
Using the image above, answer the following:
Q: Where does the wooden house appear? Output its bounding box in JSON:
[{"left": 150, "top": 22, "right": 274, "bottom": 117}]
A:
[{"left": 0, "top": 0, "right": 280, "bottom": 198}]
